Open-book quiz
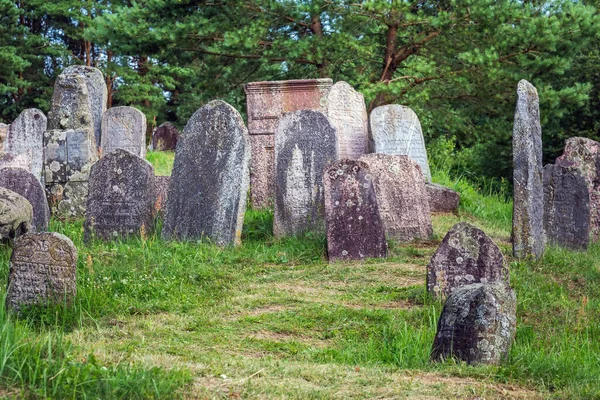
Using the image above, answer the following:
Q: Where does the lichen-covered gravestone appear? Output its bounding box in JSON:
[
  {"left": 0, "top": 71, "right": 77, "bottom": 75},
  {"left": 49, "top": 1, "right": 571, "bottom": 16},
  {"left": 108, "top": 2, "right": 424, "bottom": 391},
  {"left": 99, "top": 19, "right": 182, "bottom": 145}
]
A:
[
  {"left": 426, "top": 183, "right": 460, "bottom": 213},
  {"left": 85, "top": 149, "right": 156, "bottom": 241},
  {"left": 101, "top": 106, "right": 147, "bottom": 158},
  {"left": 358, "top": 154, "right": 432, "bottom": 242},
  {"left": 427, "top": 222, "right": 509, "bottom": 299},
  {"left": 152, "top": 122, "right": 179, "bottom": 151},
  {"left": 543, "top": 164, "right": 590, "bottom": 250},
  {"left": 162, "top": 101, "right": 250, "bottom": 246},
  {"left": 0, "top": 187, "right": 32, "bottom": 241},
  {"left": 369, "top": 105, "right": 431, "bottom": 182},
  {"left": 274, "top": 110, "right": 337, "bottom": 237},
  {"left": 323, "top": 160, "right": 387, "bottom": 261},
  {"left": 0, "top": 168, "right": 50, "bottom": 232},
  {"left": 5, "top": 232, "right": 77, "bottom": 313},
  {"left": 431, "top": 282, "right": 517, "bottom": 365},
  {"left": 326, "top": 81, "right": 368, "bottom": 160},
  {"left": 512, "top": 79, "right": 545, "bottom": 260},
  {"left": 5, "top": 109, "right": 46, "bottom": 181}
]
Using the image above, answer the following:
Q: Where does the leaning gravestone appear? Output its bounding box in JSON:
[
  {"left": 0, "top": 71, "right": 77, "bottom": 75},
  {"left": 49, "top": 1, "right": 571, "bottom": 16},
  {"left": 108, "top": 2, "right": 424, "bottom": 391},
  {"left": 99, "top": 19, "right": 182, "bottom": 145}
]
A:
[
  {"left": 512, "top": 79, "right": 544, "bottom": 260},
  {"left": 326, "top": 81, "right": 368, "bottom": 160},
  {"left": 62, "top": 65, "right": 107, "bottom": 148},
  {"left": 5, "top": 232, "right": 77, "bottom": 313},
  {"left": 163, "top": 101, "right": 250, "bottom": 246},
  {"left": 0, "top": 168, "right": 50, "bottom": 232},
  {"left": 0, "top": 187, "right": 32, "bottom": 241},
  {"left": 543, "top": 164, "right": 590, "bottom": 250},
  {"left": 324, "top": 160, "right": 387, "bottom": 261},
  {"left": 369, "top": 105, "right": 431, "bottom": 182},
  {"left": 152, "top": 122, "right": 179, "bottom": 151},
  {"left": 358, "top": 153, "right": 432, "bottom": 242},
  {"left": 101, "top": 106, "right": 147, "bottom": 158},
  {"left": 0, "top": 123, "right": 8, "bottom": 152},
  {"left": 427, "top": 222, "right": 509, "bottom": 299},
  {"left": 431, "top": 282, "right": 516, "bottom": 365},
  {"left": 5, "top": 109, "right": 46, "bottom": 181},
  {"left": 274, "top": 110, "right": 338, "bottom": 237}
]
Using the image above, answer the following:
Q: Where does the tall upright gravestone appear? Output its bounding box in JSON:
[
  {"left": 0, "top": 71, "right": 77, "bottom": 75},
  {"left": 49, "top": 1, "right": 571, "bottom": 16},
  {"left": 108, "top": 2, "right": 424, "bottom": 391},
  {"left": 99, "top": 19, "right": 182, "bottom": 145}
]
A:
[
  {"left": 512, "top": 80, "right": 545, "bottom": 260},
  {"left": 244, "top": 79, "right": 332, "bottom": 209},
  {"left": 101, "top": 106, "right": 147, "bottom": 158},
  {"left": 0, "top": 167, "right": 50, "bottom": 232},
  {"left": 4, "top": 109, "right": 46, "bottom": 181},
  {"left": 274, "top": 110, "right": 337, "bottom": 237},
  {"left": 369, "top": 105, "right": 431, "bottom": 182},
  {"left": 163, "top": 101, "right": 250, "bottom": 246}
]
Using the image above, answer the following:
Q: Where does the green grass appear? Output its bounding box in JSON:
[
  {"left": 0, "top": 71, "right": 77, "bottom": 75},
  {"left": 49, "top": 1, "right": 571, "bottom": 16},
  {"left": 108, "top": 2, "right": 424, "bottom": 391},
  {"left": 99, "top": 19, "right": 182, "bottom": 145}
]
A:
[{"left": 145, "top": 151, "right": 174, "bottom": 176}]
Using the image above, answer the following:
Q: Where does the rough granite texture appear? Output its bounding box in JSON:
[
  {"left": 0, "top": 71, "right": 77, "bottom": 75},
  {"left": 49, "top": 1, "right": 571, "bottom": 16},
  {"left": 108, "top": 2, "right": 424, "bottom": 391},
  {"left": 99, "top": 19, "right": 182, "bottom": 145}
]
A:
[
  {"left": 153, "top": 175, "right": 170, "bottom": 217},
  {"left": 369, "top": 105, "right": 431, "bottom": 182},
  {"left": 0, "top": 187, "right": 33, "bottom": 241},
  {"left": 543, "top": 163, "right": 590, "bottom": 250},
  {"left": 512, "top": 79, "right": 545, "bottom": 260},
  {"left": 6, "top": 232, "right": 77, "bottom": 313},
  {"left": 326, "top": 81, "right": 368, "bottom": 160},
  {"left": 427, "top": 222, "right": 509, "bottom": 300},
  {"left": 358, "top": 154, "right": 432, "bottom": 242},
  {"left": 0, "top": 168, "right": 50, "bottom": 232},
  {"left": 0, "top": 123, "right": 8, "bottom": 153},
  {"left": 426, "top": 183, "right": 460, "bottom": 213},
  {"left": 431, "top": 282, "right": 517, "bottom": 365},
  {"left": 85, "top": 149, "right": 156, "bottom": 241},
  {"left": 162, "top": 101, "right": 250, "bottom": 246},
  {"left": 152, "top": 122, "right": 179, "bottom": 151},
  {"left": 323, "top": 159, "right": 387, "bottom": 262},
  {"left": 5, "top": 109, "right": 46, "bottom": 181},
  {"left": 0, "top": 152, "right": 32, "bottom": 171},
  {"left": 244, "top": 78, "right": 332, "bottom": 209},
  {"left": 273, "top": 110, "right": 338, "bottom": 238},
  {"left": 101, "top": 106, "right": 147, "bottom": 158}
]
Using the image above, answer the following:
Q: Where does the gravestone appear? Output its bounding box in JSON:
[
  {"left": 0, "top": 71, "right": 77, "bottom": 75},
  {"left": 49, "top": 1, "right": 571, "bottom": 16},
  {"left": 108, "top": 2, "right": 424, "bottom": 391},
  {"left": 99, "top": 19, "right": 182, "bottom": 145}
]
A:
[
  {"left": 0, "top": 123, "right": 8, "bottom": 152},
  {"left": 0, "top": 168, "right": 50, "bottom": 232},
  {"left": 153, "top": 176, "right": 170, "bottom": 217},
  {"left": 326, "top": 81, "right": 368, "bottom": 160},
  {"left": 273, "top": 110, "right": 337, "bottom": 237},
  {"left": 324, "top": 160, "right": 387, "bottom": 261},
  {"left": 358, "top": 153, "right": 432, "bottom": 242},
  {"left": 543, "top": 164, "right": 590, "bottom": 250},
  {"left": 512, "top": 79, "right": 544, "bottom": 260},
  {"left": 0, "top": 152, "right": 31, "bottom": 171},
  {"left": 162, "top": 101, "right": 250, "bottom": 246},
  {"left": 5, "top": 109, "right": 46, "bottom": 181},
  {"left": 369, "top": 105, "right": 431, "bottom": 182},
  {"left": 5, "top": 232, "right": 77, "bottom": 313},
  {"left": 244, "top": 78, "right": 332, "bottom": 209},
  {"left": 47, "top": 73, "right": 95, "bottom": 133},
  {"left": 101, "top": 106, "right": 147, "bottom": 158},
  {"left": 0, "top": 187, "right": 32, "bottom": 241},
  {"left": 426, "top": 183, "right": 460, "bottom": 213},
  {"left": 427, "top": 222, "right": 509, "bottom": 299},
  {"left": 152, "top": 122, "right": 179, "bottom": 151},
  {"left": 85, "top": 149, "right": 156, "bottom": 241},
  {"left": 431, "top": 282, "right": 517, "bottom": 365},
  {"left": 62, "top": 65, "right": 107, "bottom": 148}
]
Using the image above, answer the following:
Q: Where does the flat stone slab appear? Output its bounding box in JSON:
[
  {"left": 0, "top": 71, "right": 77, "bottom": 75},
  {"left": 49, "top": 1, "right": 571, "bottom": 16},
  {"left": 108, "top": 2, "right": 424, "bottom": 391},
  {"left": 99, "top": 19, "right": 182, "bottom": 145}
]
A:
[
  {"left": 0, "top": 167, "right": 50, "bottom": 232},
  {"left": 0, "top": 187, "right": 32, "bottom": 241},
  {"left": 152, "top": 122, "right": 178, "bottom": 151},
  {"left": 5, "top": 109, "right": 46, "bottom": 181},
  {"left": 426, "top": 183, "right": 460, "bottom": 213},
  {"left": 101, "top": 106, "right": 147, "bottom": 158}
]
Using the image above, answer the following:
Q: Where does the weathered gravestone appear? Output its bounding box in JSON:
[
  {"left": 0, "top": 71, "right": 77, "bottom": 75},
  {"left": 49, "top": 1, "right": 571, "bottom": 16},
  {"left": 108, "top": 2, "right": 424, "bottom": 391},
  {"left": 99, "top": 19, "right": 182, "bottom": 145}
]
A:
[
  {"left": 153, "top": 176, "right": 170, "bottom": 217},
  {"left": 273, "top": 110, "right": 337, "bottom": 237},
  {"left": 543, "top": 164, "right": 590, "bottom": 250},
  {"left": 358, "top": 153, "right": 432, "bottom": 242},
  {"left": 101, "top": 106, "right": 147, "bottom": 158},
  {"left": 85, "top": 149, "right": 156, "bottom": 241},
  {"left": 326, "top": 81, "right": 368, "bottom": 160},
  {"left": 62, "top": 65, "right": 107, "bottom": 148},
  {"left": 0, "top": 123, "right": 8, "bottom": 152},
  {"left": 163, "top": 101, "right": 250, "bottom": 246},
  {"left": 431, "top": 282, "right": 516, "bottom": 365},
  {"left": 244, "top": 78, "right": 332, "bottom": 209},
  {"left": 0, "top": 152, "right": 31, "bottom": 171},
  {"left": 427, "top": 222, "right": 509, "bottom": 300},
  {"left": 152, "top": 122, "right": 179, "bottom": 151},
  {"left": 512, "top": 79, "right": 545, "bottom": 260},
  {"left": 0, "top": 168, "right": 50, "bottom": 232},
  {"left": 0, "top": 187, "right": 32, "bottom": 241},
  {"left": 5, "top": 232, "right": 77, "bottom": 313},
  {"left": 369, "top": 105, "right": 431, "bottom": 182},
  {"left": 323, "top": 160, "right": 387, "bottom": 261},
  {"left": 426, "top": 183, "right": 460, "bottom": 213},
  {"left": 5, "top": 109, "right": 46, "bottom": 181}
]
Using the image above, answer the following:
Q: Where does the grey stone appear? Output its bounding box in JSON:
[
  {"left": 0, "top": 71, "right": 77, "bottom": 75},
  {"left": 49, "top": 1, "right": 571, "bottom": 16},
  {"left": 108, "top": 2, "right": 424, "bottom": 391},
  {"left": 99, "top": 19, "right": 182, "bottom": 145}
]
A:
[
  {"left": 152, "top": 122, "right": 179, "bottom": 151},
  {"left": 85, "top": 149, "right": 156, "bottom": 241},
  {"left": 369, "top": 105, "right": 431, "bottom": 182},
  {"left": 47, "top": 74, "right": 95, "bottom": 134},
  {"left": 324, "top": 159, "right": 387, "bottom": 261},
  {"left": 273, "top": 110, "right": 337, "bottom": 237},
  {"left": 326, "top": 82, "right": 368, "bottom": 160},
  {"left": 6, "top": 232, "right": 77, "bottom": 313},
  {"left": 101, "top": 106, "right": 147, "bottom": 158},
  {"left": 162, "top": 101, "right": 250, "bottom": 246},
  {"left": 4, "top": 109, "right": 46, "bottom": 181},
  {"left": 153, "top": 176, "right": 170, "bottom": 217},
  {"left": 0, "top": 123, "right": 8, "bottom": 153},
  {"left": 0, "top": 152, "right": 31, "bottom": 171},
  {"left": 427, "top": 222, "right": 509, "bottom": 300},
  {"left": 512, "top": 80, "right": 545, "bottom": 260},
  {"left": 543, "top": 164, "right": 590, "bottom": 250},
  {"left": 0, "top": 168, "right": 50, "bottom": 232},
  {"left": 431, "top": 282, "right": 516, "bottom": 365},
  {"left": 426, "top": 183, "right": 460, "bottom": 213},
  {"left": 358, "top": 154, "right": 432, "bottom": 242},
  {"left": 0, "top": 187, "right": 33, "bottom": 241}
]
